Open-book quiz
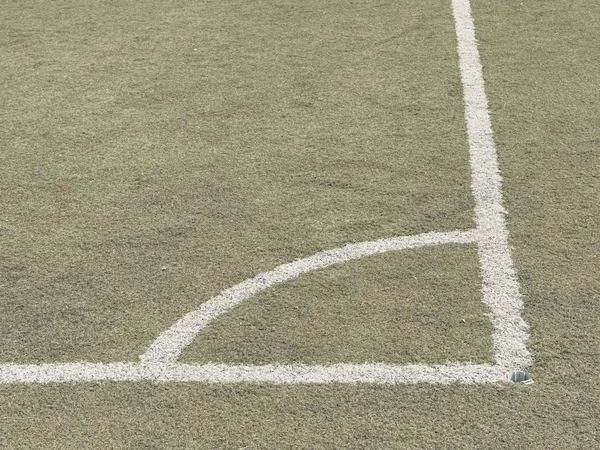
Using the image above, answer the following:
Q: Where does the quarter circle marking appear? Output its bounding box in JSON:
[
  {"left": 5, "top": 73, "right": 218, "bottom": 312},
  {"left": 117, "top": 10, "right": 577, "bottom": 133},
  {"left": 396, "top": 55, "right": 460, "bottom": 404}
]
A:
[{"left": 140, "top": 229, "right": 478, "bottom": 365}]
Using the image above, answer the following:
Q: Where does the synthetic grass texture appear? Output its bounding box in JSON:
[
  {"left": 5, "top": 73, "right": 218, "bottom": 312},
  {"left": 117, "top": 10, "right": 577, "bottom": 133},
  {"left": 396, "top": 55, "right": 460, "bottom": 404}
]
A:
[
  {"left": 1, "top": 0, "right": 599, "bottom": 448},
  {"left": 1, "top": 0, "right": 474, "bottom": 364},
  {"left": 183, "top": 244, "right": 494, "bottom": 365}
]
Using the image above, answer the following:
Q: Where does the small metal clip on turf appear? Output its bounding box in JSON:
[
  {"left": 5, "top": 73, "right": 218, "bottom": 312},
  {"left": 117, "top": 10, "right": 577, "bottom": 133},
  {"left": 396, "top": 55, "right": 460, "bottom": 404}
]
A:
[{"left": 506, "top": 370, "right": 533, "bottom": 384}]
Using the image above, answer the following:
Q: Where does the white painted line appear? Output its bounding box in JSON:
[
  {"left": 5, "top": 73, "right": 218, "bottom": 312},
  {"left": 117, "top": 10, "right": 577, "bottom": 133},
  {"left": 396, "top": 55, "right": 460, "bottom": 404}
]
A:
[
  {"left": 452, "top": 0, "right": 532, "bottom": 369},
  {"left": 141, "top": 230, "right": 478, "bottom": 365},
  {"left": 0, "top": 363, "right": 147, "bottom": 384},
  {"left": 0, "top": 362, "right": 506, "bottom": 384},
  {"left": 0, "top": 0, "right": 531, "bottom": 384},
  {"left": 167, "top": 362, "right": 507, "bottom": 384}
]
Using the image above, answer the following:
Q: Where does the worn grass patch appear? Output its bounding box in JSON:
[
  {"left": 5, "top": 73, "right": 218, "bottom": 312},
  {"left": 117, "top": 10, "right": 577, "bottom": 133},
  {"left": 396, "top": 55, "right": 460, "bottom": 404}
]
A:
[{"left": 183, "top": 244, "right": 493, "bottom": 365}]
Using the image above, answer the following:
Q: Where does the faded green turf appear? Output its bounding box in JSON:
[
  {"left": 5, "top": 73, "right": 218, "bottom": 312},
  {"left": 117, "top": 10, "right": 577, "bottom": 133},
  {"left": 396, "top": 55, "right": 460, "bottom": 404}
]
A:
[
  {"left": 1, "top": 0, "right": 599, "bottom": 449},
  {"left": 183, "top": 244, "right": 494, "bottom": 365},
  {"left": 0, "top": 0, "right": 472, "bottom": 364}
]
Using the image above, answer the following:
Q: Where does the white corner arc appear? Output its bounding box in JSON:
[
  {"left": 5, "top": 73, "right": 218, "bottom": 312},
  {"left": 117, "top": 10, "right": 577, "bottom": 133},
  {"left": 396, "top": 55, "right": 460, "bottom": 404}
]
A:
[{"left": 141, "top": 230, "right": 478, "bottom": 365}]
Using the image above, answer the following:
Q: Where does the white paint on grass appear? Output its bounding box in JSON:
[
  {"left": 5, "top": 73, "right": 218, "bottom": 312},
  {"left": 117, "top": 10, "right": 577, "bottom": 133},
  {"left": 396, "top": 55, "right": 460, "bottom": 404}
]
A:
[
  {"left": 452, "top": 0, "right": 531, "bottom": 370},
  {"left": 141, "top": 230, "right": 477, "bottom": 365},
  {"left": 0, "top": 362, "right": 506, "bottom": 384},
  {"left": 0, "top": 0, "right": 531, "bottom": 384}
]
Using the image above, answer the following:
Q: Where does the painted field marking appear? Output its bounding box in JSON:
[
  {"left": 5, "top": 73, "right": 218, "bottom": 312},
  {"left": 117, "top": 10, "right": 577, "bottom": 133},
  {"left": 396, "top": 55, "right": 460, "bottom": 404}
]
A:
[{"left": 0, "top": 0, "right": 531, "bottom": 384}]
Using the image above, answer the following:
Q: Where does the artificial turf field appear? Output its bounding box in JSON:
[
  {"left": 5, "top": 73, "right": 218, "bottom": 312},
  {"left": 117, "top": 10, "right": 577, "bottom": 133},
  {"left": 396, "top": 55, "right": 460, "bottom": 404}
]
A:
[{"left": 1, "top": 0, "right": 598, "bottom": 448}]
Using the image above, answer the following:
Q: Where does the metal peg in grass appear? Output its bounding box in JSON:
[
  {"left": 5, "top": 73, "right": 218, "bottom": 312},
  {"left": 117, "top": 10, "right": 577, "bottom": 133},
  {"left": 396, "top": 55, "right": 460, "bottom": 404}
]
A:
[{"left": 506, "top": 370, "right": 533, "bottom": 384}]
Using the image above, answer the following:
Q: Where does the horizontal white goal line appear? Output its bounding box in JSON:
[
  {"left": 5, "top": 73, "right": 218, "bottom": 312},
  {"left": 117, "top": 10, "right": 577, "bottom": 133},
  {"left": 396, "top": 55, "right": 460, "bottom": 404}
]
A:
[{"left": 0, "top": 362, "right": 508, "bottom": 384}]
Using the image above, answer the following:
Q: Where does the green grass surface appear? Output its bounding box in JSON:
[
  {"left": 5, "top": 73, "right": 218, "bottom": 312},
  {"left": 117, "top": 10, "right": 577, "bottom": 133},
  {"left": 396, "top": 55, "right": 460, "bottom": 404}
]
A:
[
  {"left": 1, "top": 0, "right": 599, "bottom": 448},
  {"left": 184, "top": 244, "right": 493, "bottom": 365},
  {"left": 1, "top": 0, "right": 472, "bottom": 364}
]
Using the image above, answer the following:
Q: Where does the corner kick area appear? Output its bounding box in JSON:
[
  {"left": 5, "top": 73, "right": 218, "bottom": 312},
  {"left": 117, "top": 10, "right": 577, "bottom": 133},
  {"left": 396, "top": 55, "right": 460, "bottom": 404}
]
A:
[{"left": 0, "top": 0, "right": 532, "bottom": 385}]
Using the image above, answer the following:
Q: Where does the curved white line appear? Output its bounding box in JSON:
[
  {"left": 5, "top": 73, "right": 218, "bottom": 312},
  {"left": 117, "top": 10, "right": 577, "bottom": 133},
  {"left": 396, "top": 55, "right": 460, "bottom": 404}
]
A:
[{"left": 141, "top": 229, "right": 478, "bottom": 365}]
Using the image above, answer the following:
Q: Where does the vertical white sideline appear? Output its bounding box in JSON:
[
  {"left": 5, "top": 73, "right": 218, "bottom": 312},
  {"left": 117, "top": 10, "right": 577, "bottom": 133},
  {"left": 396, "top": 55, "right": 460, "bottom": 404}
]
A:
[
  {"left": 452, "top": 0, "right": 531, "bottom": 369},
  {"left": 0, "top": 0, "right": 531, "bottom": 384}
]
